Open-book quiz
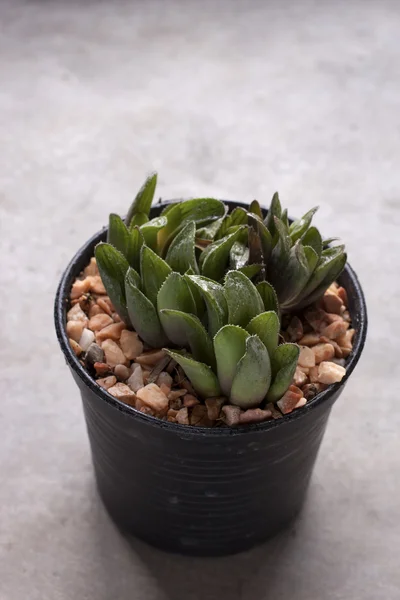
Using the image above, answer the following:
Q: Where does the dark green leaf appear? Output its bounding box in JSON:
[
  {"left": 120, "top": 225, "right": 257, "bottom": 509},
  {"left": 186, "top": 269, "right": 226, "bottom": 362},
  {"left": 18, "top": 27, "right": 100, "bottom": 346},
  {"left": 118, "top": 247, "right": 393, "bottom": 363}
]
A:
[
  {"left": 249, "top": 200, "right": 263, "bottom": 219},
  {"left": 157, "top": 272, "right": 197, "bottom": 345},
  {"left": 216, "top": 207, "right": 248, "bottom": 240},
  {"left": 95, "top": 243, "right": 131, "bottom": 325},
  {"left": 302, "top": 226, "right": 322, "bottom": 257},
  {"left": 165, "top": 221, "right": 199, "bottom": 274},
  {"left": 266, "top": 343, "right": 299, "bottom": 403},
  {"left": 196, "top": 215, "right": 225, "bottom": 240},
  {"left": 281, "top": 209, "right": 289, "bottom": 230},
  {"left": 140, "top": 245, "right": 172, "bottom": 307},
  {"left": 125, "top": 172, "right": 157, "bottom": 226},
  {"left": 246, "top": 311, "right": 280, "bottom": 357},
  {"left": 107, "top": 215, "right": 144, "bottom": 271},
  {"left": 159, "top": 309, "right": 215, "bottom": 367},
  {"left": 140, "top": 216, "right": 168, "bottom": 251},
  {"left": 213, "top": 325, "right": 249, "bottom": 396},
  {"left": 293, "top": 251, "right": 347, "bottom": 310},
  {"left": 238, "top": 264, "right": 263, "bottom": 279},
  {"left": 264, "top": 191, "right": 282, "bottom": 235},
  {"left": 256, "top": 281, "right": 280, "bottom": 315},
  {"left": 289, "top": 207, "right": 319, "bottom": 243},
  {"left": 129, "top": 212, "right": 149, "bottom": 228},
  {"left": 230, "top": 336, "right": 271, "bottom": 408},
  {"left": 164, "top": 350, "right": 221, "bottom": 398},
  {"left": 224, "top": 270, "right": 264, "bottom": 327},
  {"left": 200, "top": 226, "right": 246, "bottom": 281},
  {"left": 187, "top": 275, "right": 228, "bottom": 338},
  {"left": 276, "top": 242, "right": 311, "bottom": 306},
  {"left": 248, "top": 213, "right": 273, "bottom": 263}
]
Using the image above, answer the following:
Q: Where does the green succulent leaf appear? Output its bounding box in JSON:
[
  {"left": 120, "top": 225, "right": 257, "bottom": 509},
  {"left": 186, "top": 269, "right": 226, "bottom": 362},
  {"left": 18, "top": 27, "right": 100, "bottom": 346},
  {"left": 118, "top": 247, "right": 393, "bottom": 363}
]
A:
[
  {"left": 213, "top": 324, "right": 249, "bottom": 397},
  {"left": 159, "top": 309, "right": 215, "bottom": 367},
  {"left": 140, "top": 245, "right": 172, "bottom": 307},
  {"left": 248, "top": 213, "right": 273, "bottom": 263},
  {"left": 200, "top": 226, "right": 247, "bottom": 281},
  {"left": 160, "top": 202, "right": 179, "bottom": 216},
  {"left": 238, "top": 264, "right": 263, "bottom": 279},
  {"left": 281, "top": 208, "right": 290, "bottom": 230},
  {"left": 256, "top": 281, "right": 280, "bottom": 315},
  {"left": 107, "top": 215, "right": 144, "bottom": 271},
  {"left": 164, "top": 349, "right": 221, "bottom": 398},
  {"left": 229, "top": 241, "right": 249, "bottom": 270},
  {"left": 157, "top": 272, "right": 197, "bottom": 345},
  {"left": 322, "top": 237, "right": 340, "bottom": 246},
  {"left": 264, "top": 191, "right": 282, "bottom": 236},
  {"left": 246, "top": 311, "right": 280, "bottom": 357},
  {"left": 186, "top": 275, "right": 228, "bottom": 338},
  {"left": 196, "top": 215, "right": 225, "bottom": 240},
  {"left": 248, "top": 224, "right": 263, "bottom": 267},
  {"left": 230, "top": 335, "right": 271, "bottom": 409},
  {"left": 184, "top": 268, "right": 206, "bottom": 317},
  {"left": 289, "top": 207, "right": 319, "bottom": 243},
  {"left": 267, "top": 217, "right": 291, "bottom": 287},
  {"left": 125, "top": 172, "right": 157, "bottom": 227},
  {"left": 224, "top": 270, "right": 264, "bottom": 327},
  {"left": 276, "top": 242, "right": 311, "bottom": 306},
  {"left": 158, "top": 198, "right": 225, "bottom": 251},
  {"left": 298, "top": 246, "right": 346, "bottom": 301},
  {"left": 165, "top": 221, "right": 198, "bottom": 274},
  {"left": 293, "top": 251, "right": 347, "bottom": 310},
  {"left": 125, "top": 268, "right": 168, "bottom": 347},
  {"left": 266, "top": 343, "right": 300, "bottom": 403},
  {"left": 302, "top": 226, "right": 322, "bottom": 257},
  {"left": 95, "top": 242, "right": 131, "bottom": 325},
  {"left": 140, "top": 215, "right": 168, "bottom": 251},
  {"left": 129, "top": 212, "right": 149, "bottom": 228},
  {"left": 216, "top": 207, "right": 248, "bottom": 240},
  {"left": 249, "top": 200, "right": 263, "bottom": 219}
]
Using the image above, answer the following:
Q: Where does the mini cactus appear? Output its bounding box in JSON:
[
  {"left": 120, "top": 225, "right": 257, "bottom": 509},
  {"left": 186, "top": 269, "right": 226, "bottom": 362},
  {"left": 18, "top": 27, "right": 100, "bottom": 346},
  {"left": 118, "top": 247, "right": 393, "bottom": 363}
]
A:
[{"left": 94, "top": 172, "right": 346, "bottom": 408}]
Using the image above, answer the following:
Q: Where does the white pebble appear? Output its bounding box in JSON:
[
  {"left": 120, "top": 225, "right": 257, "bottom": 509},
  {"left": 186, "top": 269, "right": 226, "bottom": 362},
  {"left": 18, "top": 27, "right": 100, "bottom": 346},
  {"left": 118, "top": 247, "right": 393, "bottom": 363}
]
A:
[{"left": 78, "top": 328, "right": 95, "bottom": 351}]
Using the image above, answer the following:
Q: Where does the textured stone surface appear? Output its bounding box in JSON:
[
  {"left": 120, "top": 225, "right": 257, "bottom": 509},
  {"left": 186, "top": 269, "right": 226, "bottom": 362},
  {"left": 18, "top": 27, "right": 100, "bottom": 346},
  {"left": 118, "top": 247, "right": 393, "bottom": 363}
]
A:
[{"left": 1, "top": 0, "right": 399, "bottom": 598}]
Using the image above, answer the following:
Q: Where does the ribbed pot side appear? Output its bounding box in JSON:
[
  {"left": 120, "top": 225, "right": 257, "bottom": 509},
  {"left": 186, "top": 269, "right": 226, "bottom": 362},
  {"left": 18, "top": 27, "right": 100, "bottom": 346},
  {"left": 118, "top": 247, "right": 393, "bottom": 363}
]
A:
[{"left": 55, "top": 200, "right": 367, "bottom": 556}]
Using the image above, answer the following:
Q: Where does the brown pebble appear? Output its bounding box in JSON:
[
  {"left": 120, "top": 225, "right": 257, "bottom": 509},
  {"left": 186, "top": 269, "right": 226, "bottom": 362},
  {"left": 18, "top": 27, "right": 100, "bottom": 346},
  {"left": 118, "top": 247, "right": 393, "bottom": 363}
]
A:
[
  {"left": 312, "top": 343, "right": 335, "bottom": 364},
  {"left": 156, "top": 371, "right": 173, "bottom": 389},
  {"left": 102, "top": 339, "right": 128, "bottom": 368},
  {"left": 320, "top": 337, "right": 343, "bottom": 358},
  {"left": 69, "top": 338, "right": 82, "bottom": 356},
  {"left": 97, "top": 375, "right": 117, "bottom": 390},
  {"left": 71, "top": 277, "right": 92, "bottom": 300},
  {"left": 308, "top": 366, "right": 319, "bottom": 383},
  {"left": 159, "top": 383, "right": 171, "bottom": 397},
  {"left": 140, "top": 406, "right": 155, "bottom": 416},
  {"left": 176, "top": 407, "right": 190, "bottom": 425},
  {"left": 67, "top": 303, "right": 88, "bottom": 324},
  {"left": 107, "top": 383, "right": 136, "bottom": 405},
  {"left": 169, "top": 396, "right": 183, "bottom": 411},
  {"left": 94, "top": 362, "right": 112, "bottom": 376},
  {"left": 88, "top": 313, "right": 113, "bottom": 332},
  {"left": 277, "top": 385, "right": 304, "bottom": 414},
  {"left": 136, "top": 383, "right": 169, "bottom": 413},
  {"left": 88, "top": 304, "right": 103, "bottom": 318},
  {"left": 84, "top": 257, "right": 99, "bottom": 277},
  {"left": 205, "top": 397, "right": 226, "bottom": 421},
  {"left": 265, "top": 402, "right": 283, "bottom": 419},
  {"left": 168, "top": 389, "right": 187, "bottom": 401},
  {"left": 119, "top": 330, "right": 143, "bottom": 360},
  {"left": 304, "top": 307, "right": 329, "bottom": 332},
  {"left": 337, "top": 286, "right": 348, "bottom": 306},
  {"left": 286, "top": 316, "right": 303, "bottom": 342},
  {"left": 190, "top": 405, "right": 213, "bottom": 427},
  {"left": 114, "top": 364, "right": 131, "bottom": 381},
  {"left": 96, "top": 322, "right": 126, "bottom": 343},
  {"left": 298, "top": 333, "right": 321, "bottom": 346},
  {"left": 221, "top": 405, "right": 242, "bottom": 427},
  {"left": 323, "top": 290, "right": 343, "bottom": 314},
  {"left": 239, "top": 408, "right": 272, "bottom": 424},
  {"left": 321, "top": 319, "right": 349, "bottom": 340},
  {"left": 97, "top": 297, "right": 113, "bottom": 316},
  {"left": 336, "top": 328, "right": 355, "bottom": 350},
  {"left": 135, "top": 350, "right": 166, "bottom": 367},
  {"left": 293, "top": 366, "right": 308, "bottom": 387},
  {"left": 66, "top": 320, "right": 85, "bottom": 342},
  {"left": 183, "top": 394, "right": 200, "bottom": 407},
  {"left": 88, "top": 275, "right": 106, "bottom": 295},
  {"left": 298, "top": 346, "right": 316, "bottom": 368}
]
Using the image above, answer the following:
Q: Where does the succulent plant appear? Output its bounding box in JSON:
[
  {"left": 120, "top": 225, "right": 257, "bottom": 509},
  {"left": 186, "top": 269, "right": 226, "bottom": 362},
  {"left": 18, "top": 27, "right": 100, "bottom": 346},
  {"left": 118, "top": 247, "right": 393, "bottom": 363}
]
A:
[{"left": 94, "top": 172, "right": 346, "bottom": 408}]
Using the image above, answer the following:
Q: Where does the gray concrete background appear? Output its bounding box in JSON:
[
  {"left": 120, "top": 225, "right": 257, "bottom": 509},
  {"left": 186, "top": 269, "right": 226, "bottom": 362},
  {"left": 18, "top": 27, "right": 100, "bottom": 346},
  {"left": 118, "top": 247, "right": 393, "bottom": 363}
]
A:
[{"left": 1, "top": 0, "right": 399, "bottom": 598}]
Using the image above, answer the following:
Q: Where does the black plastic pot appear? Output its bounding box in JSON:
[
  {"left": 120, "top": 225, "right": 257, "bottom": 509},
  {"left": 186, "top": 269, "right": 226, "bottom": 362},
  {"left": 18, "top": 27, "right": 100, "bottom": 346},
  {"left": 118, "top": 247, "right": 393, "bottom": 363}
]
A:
[{"left": 55, "top": 201, "right": 367, "bottom": 557}]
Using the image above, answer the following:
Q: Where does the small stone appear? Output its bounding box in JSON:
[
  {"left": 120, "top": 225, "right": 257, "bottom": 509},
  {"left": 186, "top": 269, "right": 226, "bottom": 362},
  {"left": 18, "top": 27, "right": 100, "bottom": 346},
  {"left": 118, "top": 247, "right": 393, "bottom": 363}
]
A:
[
  {"left": 337, "top": 286, "right": 348, "bottom": 306},
  {"left": 183, "top": 394, "right": 200, "bottom": 407},
  {"left": 156, "top": 371, "right": 173, "bottom": 389},
  {"left": 97, "top": 375, "right": 117, "bottom": 390},
  {"left": 308, "top": 366, "right": 319, "bottom": 383},
  {"left": 190, "top": 405, "right": 213, "bottom": 427},
  {"left": 96, "top": 322, "right": 126, "bottom": 342},
  {"left": 323, "top": 290, "right": 343, "bottom": 314},
  {"left": 88, "top": 304, "right": 103, "bottom": 318},
  {"left": 84, "top": 257, "right": 99, "bottom": 277},
  {"left": 312, "top": 343, "right": 335, "bottom": 364},
  {"left": 97, "top": 297, "right": 113, "bottom": 316},
  {"left": 239, "top": 408, "right": 272, "bottom": 424},
  {"left": 88, "top": 275, "right": 106, "bottom": 295},
  {"left": 176, "top": 407, "right": 189, "bottom": 425},
  {"left": 331, "top": 357, "right": 346, "bottom": 367},
  {"left": 318, "top": 361, "right": 346, "bottom": 384},
  {"left": 140, "top": 406, "right": 155, "bottom": 416},
  {"left": 69, "top": 338, "right": 82, "bottom": 356},
  {"left": 120, "top": 330, "right": 144, "bottom": 360},
  {"left": 169, "top": 395, "right": 183, "bottom": 410},
  {"left": 159, "top": 383, "right": 171, "bottom": 397},
  {"left": 78, "top": 328, "right": 95, "bottom": 352},
  {"left": 127, "top": 363, "right": 144, "bottom": 392},
  {"left": 304, "top": 307, "right": 329, "bottom": 332},
  {"left": 71, "top": 293, "right": 91, "bottom": 312},
  {"left": 135, "top": 349, "right": 166, "bottom": 367},
  {"left": 71, "top": 277, "right": 91, "bottom": 300},
  {"left": 298, "top": 346, "right": 316, "bottom": 368},
  {"left": 321, "top": 319, "right": 349, "bottom": 340},
  {"left": 88, "top": 313, "right": 113, "bottom": 332},
  {"left": 336, "top": 328, "right": 355, "bottom": 350},
  {"left": 320, "top": 336, "right": 343, "bottom": 358},
  {"left": 112, "top": 312, "right": 122, "bottom": 322},
  {"left": 266, "top": 402, "right": 283, "bottom": 419},
  {"left": 286, "top": 316, "right": 303, "bottom": 342},
  {"left": 293, "top": 366, "right": 308, "bottom": 387},
  {"left": 167, "top": 408, "right": 179, "bottom": 420},
  {"left": 136, "top": 383, "right": 169, "bottom": 413},
  {"left": 67, "top": 303, "right": 88, "bottom": 324},
  {"left": 205, "top": 397, "right": 226, "bottom": 421},
  {"left": 298, "top": 333, "right": 321, "bottom": 346},
  {"left": 277, "top": 385, "right": 304, "bottom": 414},
  {"left": 114, "top": 364, "right": 131, "bottom": 381},
  {"left": 107, "top": 382, "right": 136, "bottom": 405},
  {"left": 94, "top": 362, "right": 112, "bottom": 376},
  {"left": 181, "top": 378, "right": 196, "bottom": 395},
  {"left": 221, "top": 405, "right": 242, "bottom": 427},
  {"left": 168, "top": 389, "right": 187, "bottom": 401},
  {"left": 302, "top": 383, "right": 320, "bottom": 400},
  {"left": 66, "top": 320, "right": 84, "bottom": 342},
  {"left": 102, "top": 339, "right": 128, "bottom": 368},
  {"left": 294, "top": 397, "right": 307, "bottom": 409},
  {"left": 85, "top": 343, "right": 104, "bottom": 366}
]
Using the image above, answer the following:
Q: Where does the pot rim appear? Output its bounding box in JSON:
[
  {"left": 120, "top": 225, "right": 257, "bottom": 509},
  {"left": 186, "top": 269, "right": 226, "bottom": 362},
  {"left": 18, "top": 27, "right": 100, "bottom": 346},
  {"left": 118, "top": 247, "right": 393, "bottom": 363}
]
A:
[{"left": 54, "top": 199, "right": 368, "bottom": 437}]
